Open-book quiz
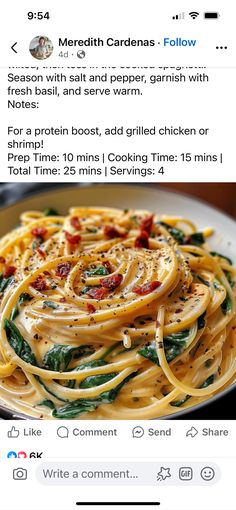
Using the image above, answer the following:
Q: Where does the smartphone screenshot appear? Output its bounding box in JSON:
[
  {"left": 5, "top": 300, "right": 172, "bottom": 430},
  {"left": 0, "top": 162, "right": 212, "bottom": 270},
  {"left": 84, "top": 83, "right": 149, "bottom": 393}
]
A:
[{"left": 0, "top": 1, "right": 235, "bottom": 509}]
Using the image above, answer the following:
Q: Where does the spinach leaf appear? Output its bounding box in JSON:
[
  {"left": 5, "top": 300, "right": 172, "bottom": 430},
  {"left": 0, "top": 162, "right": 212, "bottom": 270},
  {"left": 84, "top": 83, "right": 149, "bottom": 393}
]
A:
[
  {"left": 43, "top": 300, "right": 59, "bottom": 310},
  {"left": 171, "top": 394, "right": 191, "bottom": 408},
  {"left": 0, "top": 275, "right": 14, "bottom": 293},
  {"left": 19, "top": 292, "right": 32, "bottom": 305},
  {"left": 197, "top": 312, "right": 206, "bottom": 329},
  {"left": 130, "top": 215, "right": 139, "bottom": 225},
  {"left": 65, "top": 360, "right": 107, "bottom": 389},
  {"left": 101, "top": 343, "right": 120, "bottom": 359},
  {"left": 221, "top": 292, "right": 232, "bottom": 315},
  {"left": 76, "top": 359, "right": 107, "bottom": 371},
  {"left": 224, "top": 271, "right": 235, "bottom": 289},
  {"left": 80, "top": 286, "right": 91, "bottom": 295},
  {"left": 32, "top": 236, "right": 44, "bottom": 250},
  {"left": 35, "top": 375, "right": 68, "bottom": 402},
  {"left": 10, "top": 293, "right": 32, "bottom": 320},
  {"left": 44, "top": 208, "right": 59, "bottom": 216},
  {"left": 138, "top": 329, "right": 191, "bottom": 365},
  {"left": 192, "top": 273, "right": 210, "bottom": 287},
  {"left": 80, "top": 372, "right": 117, "bottom": 389},
  {"left": 210, "top": 252, "right": 232, "bottom": 266},
  {"left": 171, "top": 374, "right": 215, "bottom": 407},
  {"left": 86, "top": 227, "right": 98, "bottom": 234},
  {"left": 188, "top": 232, "right": 205, "bottom": 246},
  {"left": 4, "top": 319, "right": 37, "bottom": 366},
  {"left": 138, "top": 340, "right": 185, "bottom": 365},
  {"left": 43, "top": 344, "right": 95, "bottom": 372},
  {"left": 200, "top": 374, "right": 215, "bottom": 388},
  {"left": 38, "top": 399, "right": 56, "bottom": 410},
  {"left": 158, "top": 222, "right": 185, "bottom": 244},
  {"left": 84, "top": 265, "right": 109, "bottom": 277},
  {"left": 164, "top": 330, "right": 190, "bottom": 345},
  {"left": 52, "top": 373, "right": 136, "bottom": 419},
  {"left": 169, "top": 227, "right": 186, "bottom": 244}
]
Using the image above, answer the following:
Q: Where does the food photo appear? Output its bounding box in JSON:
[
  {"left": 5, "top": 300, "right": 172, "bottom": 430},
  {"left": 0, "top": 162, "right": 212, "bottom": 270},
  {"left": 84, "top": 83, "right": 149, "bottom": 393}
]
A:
[{"left": 0, "top": 183, "right": 235, "bottom": 420}]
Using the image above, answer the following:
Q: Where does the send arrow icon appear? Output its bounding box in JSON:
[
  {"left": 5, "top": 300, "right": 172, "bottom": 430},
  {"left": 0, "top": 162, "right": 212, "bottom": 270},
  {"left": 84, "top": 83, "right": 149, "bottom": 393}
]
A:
[{"left": 11, "top": 42, "right": 17, "bottom": 53}]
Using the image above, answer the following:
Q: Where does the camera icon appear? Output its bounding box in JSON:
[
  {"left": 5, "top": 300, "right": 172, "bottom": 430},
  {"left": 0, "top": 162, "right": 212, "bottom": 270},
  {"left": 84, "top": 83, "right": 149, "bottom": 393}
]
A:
[{"left": 13, "top": 467, "right": 27, "bottom": 481}]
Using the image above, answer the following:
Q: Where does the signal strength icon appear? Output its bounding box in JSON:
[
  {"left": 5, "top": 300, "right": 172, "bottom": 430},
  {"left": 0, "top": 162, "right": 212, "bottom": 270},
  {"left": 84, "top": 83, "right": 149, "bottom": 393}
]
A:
[
  {"left": 189, "top": 11, "right": 199, "bottom": 19},
  {"left": 172, "top": 12, "right": 185, "bottom": 20}
]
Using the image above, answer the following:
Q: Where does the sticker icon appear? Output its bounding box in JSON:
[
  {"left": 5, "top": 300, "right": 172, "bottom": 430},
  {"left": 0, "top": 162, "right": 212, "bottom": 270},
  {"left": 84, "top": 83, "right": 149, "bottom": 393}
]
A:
[{"left": 157, "top": 467, "right": 171, "bottom": 481}]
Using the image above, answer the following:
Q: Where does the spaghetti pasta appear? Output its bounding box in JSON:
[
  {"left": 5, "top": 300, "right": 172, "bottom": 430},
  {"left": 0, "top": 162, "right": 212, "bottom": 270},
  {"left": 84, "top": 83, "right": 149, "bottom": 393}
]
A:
[{"left": 0, "top": 206, "right": 235, "bottom": 419}]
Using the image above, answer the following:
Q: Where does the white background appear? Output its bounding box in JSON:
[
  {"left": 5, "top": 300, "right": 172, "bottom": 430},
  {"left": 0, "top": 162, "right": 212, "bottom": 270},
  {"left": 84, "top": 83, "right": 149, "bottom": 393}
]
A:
[
  {"left": 0, "top": 0, "right": 235, "bottom": 180},
  {"left": 0, "top": 420, "right": 235, "bottom": 510}
]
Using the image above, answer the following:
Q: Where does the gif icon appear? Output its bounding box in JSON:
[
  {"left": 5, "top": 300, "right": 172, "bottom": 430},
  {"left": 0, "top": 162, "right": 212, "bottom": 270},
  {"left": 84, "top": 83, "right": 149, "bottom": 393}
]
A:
[
  {"left": 179, "top": 467, "right": 193, "bottom": 481},
  {"left": 13, "top": 468, "right": 27, "bottom": 481}
]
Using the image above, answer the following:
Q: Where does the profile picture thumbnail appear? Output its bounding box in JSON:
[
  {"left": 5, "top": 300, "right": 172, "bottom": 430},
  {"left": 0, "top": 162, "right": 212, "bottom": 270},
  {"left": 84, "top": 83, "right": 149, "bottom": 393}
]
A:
[{"left": 29, "top": 35, "right": 53, "bottom": 60}]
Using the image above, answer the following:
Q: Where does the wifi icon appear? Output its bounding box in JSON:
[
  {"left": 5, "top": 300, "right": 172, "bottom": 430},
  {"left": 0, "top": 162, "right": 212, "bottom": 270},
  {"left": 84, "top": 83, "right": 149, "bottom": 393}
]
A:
[{"left": 189, "top": 11, "right": 199, "bottom": 19}]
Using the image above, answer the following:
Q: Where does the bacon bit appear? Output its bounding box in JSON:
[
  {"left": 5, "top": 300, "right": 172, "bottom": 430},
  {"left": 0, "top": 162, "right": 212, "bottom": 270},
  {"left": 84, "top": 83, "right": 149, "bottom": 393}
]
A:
[
  {"left": 31, "top": 226, "right": 48, "bottom": 238},
  {"left": 31, "top": 276, "right": 47, "bottom": 291},
  {"left": 59, "top": 297, "right": 66, "bottom": 303},
  {"left": 37, "top": 248, "right": 46, "bottom": 259},
  {"left": 104, "top": 225, "right": 126, "bottom": 239},
  {"left": 133, "top": 281, "right": 161, "bottom": 295},
  {"left": 87, "top": 303, "right": 96, "bottom": 314},
  {"left": 102, "top": 260, "right": 112, "bottom": 273},
  {"left": 87, "top": 287, "right": 107, "bottom": 300},
  {"left": 140, "top": 215, "right": 154, "bottom": 235},
  {"left": 0, "top": 256, "right": 6, "bottom": 264},
  {"left": 3, "top": 266, "right": 16, "bottom": 278},
  {"left": 70, "top": 216, "right": 81, "bottom": 231},
  {"left": 100, "top": 273, "right": 123, "bottom": 290},
  {"left": 135, "top": 230, "right": 149, "bottom": 249},
  {"left": 175, "top": 308, "right": 183, "bottom": 314},
  {"left": 64, "top": 230, "right": 81, "bottom": 245},
  {"left": 55, "top": 262, "right": 72, "bottom": 278}
]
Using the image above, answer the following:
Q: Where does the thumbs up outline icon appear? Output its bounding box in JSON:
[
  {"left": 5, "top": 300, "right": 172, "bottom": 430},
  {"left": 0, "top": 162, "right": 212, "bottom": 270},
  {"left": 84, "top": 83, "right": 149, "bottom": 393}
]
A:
[{"left": 7, "top": 426, "right": 20, "bottom": 438}]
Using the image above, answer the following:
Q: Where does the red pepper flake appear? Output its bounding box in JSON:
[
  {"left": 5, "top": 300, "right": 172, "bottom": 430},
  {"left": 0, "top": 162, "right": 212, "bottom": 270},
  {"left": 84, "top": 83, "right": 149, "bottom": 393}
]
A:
[
  {"left": 43, "top": 271, "right": 51, "bottom": 276},
  {"left": 87, "top": 287, "right": 107, "bottom": 300},
  {"left": 133, "top": 281, "right": 161, "bottom": 295},
  {"left": 64, "top": 230, "right": 81, "bottom": 245},
  {"left": 175, "top": 308, "right": 183, "bottom": 314},
  {"left": 87, "top": 303, "right": 96, "bottom": 314},
  {"left": 100, "top": 273, "right": 123, "bottom": 290},
  {"left": 59, "top": 297, "right": 66, "bottom": 303},
  {"left": 140, "top": 215, "right": 154, "bottom": 235},
  {"left": 104, "top": 225, "right": 126, "bottom": 239},
  {"left": 102, "top": 260, "right": 112, "bottom": 273},
  {"left": 37, "top": 248, "right": 46, "bottom": 259},
  {"left": 3, "top": 266, "right": 16, "bottom": 278},
  {"left": 70, "top": 216, "right": 81, "bottom": 231},
  {"left": 135, "top": 230, "right": 149, "bottom": 249},
  {"left": 31, "top": 226, "right": 48, "bottom": 238},
  {"left": 0, "top": 256, "right": 6, "bottom": 264},
  {"left": 31, "top": 276, "right": 47, "bottom": 291},
  {"left": 55, "top": 262, "right": 72, "bottom": 278}
]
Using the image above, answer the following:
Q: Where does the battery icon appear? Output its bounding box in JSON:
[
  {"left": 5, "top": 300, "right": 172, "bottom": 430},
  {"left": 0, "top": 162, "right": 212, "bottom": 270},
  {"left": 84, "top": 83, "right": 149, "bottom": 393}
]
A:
[{"left": 204, "top": 12, "right": 219, "bottom": 19}]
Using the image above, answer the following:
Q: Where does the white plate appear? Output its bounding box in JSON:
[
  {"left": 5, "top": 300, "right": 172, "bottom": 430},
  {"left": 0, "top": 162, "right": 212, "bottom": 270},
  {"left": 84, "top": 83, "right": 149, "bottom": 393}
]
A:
[{"left": 0, "top": 184, "right": 235, "bottom": 419}]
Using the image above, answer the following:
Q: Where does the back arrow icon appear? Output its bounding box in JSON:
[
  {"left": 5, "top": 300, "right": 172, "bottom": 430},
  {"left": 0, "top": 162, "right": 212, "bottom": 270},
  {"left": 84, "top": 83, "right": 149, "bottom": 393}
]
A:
[{"left": 11, "top": 42, "right": 17, "bottom": 53}]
